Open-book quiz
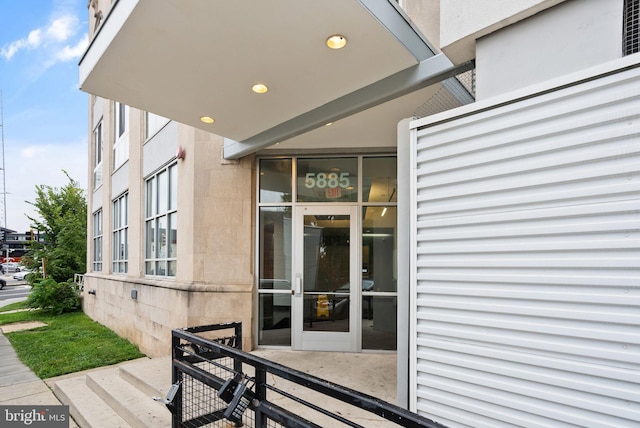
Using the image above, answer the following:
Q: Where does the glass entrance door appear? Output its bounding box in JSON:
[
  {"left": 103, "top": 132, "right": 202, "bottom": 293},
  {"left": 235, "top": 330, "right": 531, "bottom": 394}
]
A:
[{"left": 293, "top": 205, "right": 358, "bottom": 351}]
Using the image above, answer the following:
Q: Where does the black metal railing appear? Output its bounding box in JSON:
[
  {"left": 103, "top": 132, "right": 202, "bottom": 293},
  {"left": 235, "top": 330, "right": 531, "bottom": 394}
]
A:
[{"left": 166, "top": 322, "right": 447, "bottom": 428}]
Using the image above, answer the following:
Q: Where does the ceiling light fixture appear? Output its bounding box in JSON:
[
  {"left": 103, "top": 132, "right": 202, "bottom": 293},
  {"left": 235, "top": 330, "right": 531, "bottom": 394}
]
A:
[
  {"left": 326, "top": 34, "right": 347, "bottom": 49},
  {"left": 252, "top": 83, "right": 268, "bottom": 94},
  {"left": 200, "top": 116, "right": 215, "bottom": 124}
]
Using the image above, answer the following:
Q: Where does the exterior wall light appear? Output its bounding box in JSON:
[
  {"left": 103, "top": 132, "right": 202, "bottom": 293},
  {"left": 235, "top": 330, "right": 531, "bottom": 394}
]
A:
[
  {"left": 252, "top": 84, "right": 268, "bottom": 94},
  {"left": 326, "top": 34, "right": 347, "bottom": 49}
]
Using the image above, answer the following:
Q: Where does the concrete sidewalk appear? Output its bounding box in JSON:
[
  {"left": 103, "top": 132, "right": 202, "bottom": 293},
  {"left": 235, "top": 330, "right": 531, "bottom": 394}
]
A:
[
  {"left": 0, "top": 297, "right": 80, "bottom": 427},
  {"left": 0, "top": 332, "right": 79, "bottom": 426},
  {"left": 0, "top": 331, "right": 63, "bottom": 406}
]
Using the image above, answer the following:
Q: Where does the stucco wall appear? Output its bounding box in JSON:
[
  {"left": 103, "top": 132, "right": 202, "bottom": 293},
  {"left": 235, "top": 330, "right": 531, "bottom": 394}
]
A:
[
  {"left": 401, "top": 0, "right": 441, "bottom": 51},
  {"left": 440, "top": 0, "right": 564, "bottom": 63},
  {"left": 475, "top": 0, "right": 623, "bottom": 99}
]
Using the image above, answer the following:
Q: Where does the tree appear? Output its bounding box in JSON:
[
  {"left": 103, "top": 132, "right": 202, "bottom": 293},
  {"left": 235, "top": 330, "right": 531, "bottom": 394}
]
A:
[{"left": 24, "top": 171, "right": 87, "bottom": 283}]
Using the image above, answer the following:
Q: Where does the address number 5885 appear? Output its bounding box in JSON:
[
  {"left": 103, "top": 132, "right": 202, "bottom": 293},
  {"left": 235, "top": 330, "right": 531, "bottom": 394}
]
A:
[{"left": 304, "top": 172, "right": 350, "bottom": 189}]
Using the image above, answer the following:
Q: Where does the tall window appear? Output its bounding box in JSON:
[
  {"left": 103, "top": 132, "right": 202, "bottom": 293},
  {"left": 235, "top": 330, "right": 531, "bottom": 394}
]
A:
[
  {"left": 93, "top": 120, "right": 103, "bottom": 189},
  {"left": 112, "top": 193, "right": 128, "bottom": 273},
  {"left": 113, "top": 102, "right": 129, "bottom": 169},
  {"left": 145, "top": 163, "right": 177, "bottom": 276},
  {"left": 92, "top": 209, "right": 103, "bottom": 271},
  {"left": 145, "top": 112, "right": 170, "bottom": 140}
]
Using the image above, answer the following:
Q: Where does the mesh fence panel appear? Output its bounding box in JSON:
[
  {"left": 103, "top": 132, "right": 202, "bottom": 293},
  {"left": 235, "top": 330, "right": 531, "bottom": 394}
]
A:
[
  {"left": 413, "top": 71, "right": 475, "bottom": 119},
  {"left": 172, "top": 325, "right": 446, "bottom": 428},
  {"left": 624, "top": 0, "right": 639, "bottom": 55}
]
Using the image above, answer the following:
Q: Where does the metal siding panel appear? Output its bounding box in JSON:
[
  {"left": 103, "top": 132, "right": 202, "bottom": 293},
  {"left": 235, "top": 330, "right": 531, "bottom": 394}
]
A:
[{"left": 411, "top": 64, "right": 640, "bottom": 427}]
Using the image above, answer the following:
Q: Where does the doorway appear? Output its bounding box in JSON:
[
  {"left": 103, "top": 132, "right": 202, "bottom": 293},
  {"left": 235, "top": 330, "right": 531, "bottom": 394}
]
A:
[
  {"left": 257, "top": 156, "right": 398, "bottom": 351},
  {"left": 293, "top": 205, "right": 359, "bottom": 351}
]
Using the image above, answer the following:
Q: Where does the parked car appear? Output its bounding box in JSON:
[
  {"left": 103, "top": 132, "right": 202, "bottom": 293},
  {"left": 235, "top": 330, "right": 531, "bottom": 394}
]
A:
[
  {"left": 2, "top": 262, "right": 24, "bottom": 273},
  {"left": 13, "top": 270, "right": 32, "bottom": 280}
]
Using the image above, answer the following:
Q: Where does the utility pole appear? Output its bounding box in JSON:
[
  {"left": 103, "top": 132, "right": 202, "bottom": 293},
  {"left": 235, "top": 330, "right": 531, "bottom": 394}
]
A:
[{"left": 0, "top": 90, "right": 7, "bottom": 263}]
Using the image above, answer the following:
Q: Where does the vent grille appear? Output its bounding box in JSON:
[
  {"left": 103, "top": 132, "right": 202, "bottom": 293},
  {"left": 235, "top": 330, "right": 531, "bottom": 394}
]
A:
[
  {"left": 413, "top": 70, "right": 475, "bottom": 119},
  {"left": 624, "top": 0, "right": 639, "bottom": 55}
]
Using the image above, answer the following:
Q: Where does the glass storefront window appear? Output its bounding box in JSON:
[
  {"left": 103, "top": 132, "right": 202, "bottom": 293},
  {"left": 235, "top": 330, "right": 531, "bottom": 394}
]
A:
[
  {"left": 362, "top": 296, "right": 397, "bottom": 350},
  {"left": 260, "top": 159, "right": 292, "bottom": 203},
  {"left": 259, "top": 207, "right": 292, "bottom": 287},
  {"left": 259, "top": 294, "right": 291, "bottom": 346},
  {"left": 362, "top": 207, "right": 397, "bottom": 292},
  {"left": 297, "top": 158, "right": 358, "bottom": 202},
  {"left": 363, "top": 157, "right": 397, "bottom": 203},
  {"left": 362, "top": 203, "right": 396, "bottom": 350},
  {"left": 259, "top": 207, "right": 292, "bottom": 346},
  {"left": 257, "top": 156, "right": 398, "bottom": 351}
]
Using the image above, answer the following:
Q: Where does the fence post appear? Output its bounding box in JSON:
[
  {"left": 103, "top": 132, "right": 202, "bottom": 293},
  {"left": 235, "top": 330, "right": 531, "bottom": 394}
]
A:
[
  {"left": 233, "top": 322, "right": 243, "bottom": 375},
  {"left": 171, "top": 332, "right": 183, "bottom": 428},
  {"left": 254, "top": 367, "right": 267, "bottom": 427}
]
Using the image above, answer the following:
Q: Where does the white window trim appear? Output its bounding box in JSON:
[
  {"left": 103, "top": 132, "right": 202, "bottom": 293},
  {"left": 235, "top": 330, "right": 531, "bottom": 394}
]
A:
[
  {"left": 144, "top": 163, "right": 177, "bottom": 277},
  {"left": 112, "top": 193, "right": 128, "bottom": 273},
  {"left": 114, "top": 102, "right": 129, "bottom": 170},
  {"left": 92, "top": 209, "right": 103, "bottom": 272},
  {"left": 93, "top": 120, "right": 103, "bottom": 189},
  {"left": 145, "top": 111, "right": 171, "bottom": 141}
]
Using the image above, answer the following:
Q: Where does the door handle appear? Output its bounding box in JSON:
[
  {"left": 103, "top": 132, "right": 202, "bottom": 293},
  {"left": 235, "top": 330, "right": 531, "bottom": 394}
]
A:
[{"left": 294, "top": 275, "right": 302, "bottom": 295}]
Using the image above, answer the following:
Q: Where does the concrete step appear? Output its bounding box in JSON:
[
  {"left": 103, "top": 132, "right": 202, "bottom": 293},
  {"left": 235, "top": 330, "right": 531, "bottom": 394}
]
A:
[
  {"left": 118, "top": 356, "right": 172, "bottom": 400},
  {"left": 52, "top": 358, "right": 174, "bottom": 428},
  {"left": 85, "top": 367, "right": 171, "bottom": 428},
  {"left": 54, "top": 375, "right": 131, "bottom": 428}
]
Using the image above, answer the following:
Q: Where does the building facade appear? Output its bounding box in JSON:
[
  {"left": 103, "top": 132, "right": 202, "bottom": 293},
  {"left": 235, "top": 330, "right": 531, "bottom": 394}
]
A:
[{"left": 81, "top": 0, "right": 639, "bottom": 426}]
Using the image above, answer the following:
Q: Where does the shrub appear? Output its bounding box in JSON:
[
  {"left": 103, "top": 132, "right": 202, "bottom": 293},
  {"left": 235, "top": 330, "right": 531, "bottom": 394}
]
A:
[{"left": 27, "top": 278, "right": 81, "bottom": 314}]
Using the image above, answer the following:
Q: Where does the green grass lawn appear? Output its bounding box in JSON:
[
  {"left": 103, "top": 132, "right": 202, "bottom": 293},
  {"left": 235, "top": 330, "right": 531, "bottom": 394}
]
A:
[{"left": 0, "top": 303, "right": 145, "bottom": 378}]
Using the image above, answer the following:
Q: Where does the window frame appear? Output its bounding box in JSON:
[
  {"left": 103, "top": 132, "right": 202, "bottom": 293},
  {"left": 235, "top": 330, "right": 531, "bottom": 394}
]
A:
[
  {"left": 112, "top": 193, "right": 129, "bottom": 274},
  {"left": 145, "top": 111, "right": 170, "bottom": 141},
  {"left": 92, "top": 209, "right": 103, "bottom": 272},
  {"left": 144, "top": 162, "right": 178, "bottom": 277},
  {"left": 256, "top": 155, "right": 399, "bottom": 349},
  {"left": 93, "top": 120, "right": 103, "bottom": 189},
  {"left": 113, "top": 102, "right": 129, "bottom": 170}
]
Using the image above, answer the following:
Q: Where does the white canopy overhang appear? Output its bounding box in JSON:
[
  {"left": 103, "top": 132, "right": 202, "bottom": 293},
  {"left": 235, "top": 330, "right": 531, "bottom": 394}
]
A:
[{"left": 79, "top": 0, "right": 473, "bottom": 159}]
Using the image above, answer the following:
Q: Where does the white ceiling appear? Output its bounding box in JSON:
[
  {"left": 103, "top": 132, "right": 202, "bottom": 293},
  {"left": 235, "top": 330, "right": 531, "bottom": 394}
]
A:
[{"left": 80, "top": 0, "right": 470, "bottom": 158}]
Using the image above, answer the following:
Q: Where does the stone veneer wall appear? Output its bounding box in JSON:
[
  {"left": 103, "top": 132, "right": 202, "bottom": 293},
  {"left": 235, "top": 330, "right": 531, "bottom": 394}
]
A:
[
  {"left": 82, "top": 275, "right": 253, "bottom": 357},
  {"left": 83, "top": 123, "right": 256, "bottom": 358}
]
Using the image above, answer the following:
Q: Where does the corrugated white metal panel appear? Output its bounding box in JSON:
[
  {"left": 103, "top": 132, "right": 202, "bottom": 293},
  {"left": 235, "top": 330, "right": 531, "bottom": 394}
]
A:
[{"left": 410, "top": 63, "right": 640, "bottom": 427}]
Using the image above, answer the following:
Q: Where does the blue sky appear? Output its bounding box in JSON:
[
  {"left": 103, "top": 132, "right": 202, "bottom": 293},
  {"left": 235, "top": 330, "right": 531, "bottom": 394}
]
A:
[{"left": 0, "top": 0, "right": 88, "bottom": 233}]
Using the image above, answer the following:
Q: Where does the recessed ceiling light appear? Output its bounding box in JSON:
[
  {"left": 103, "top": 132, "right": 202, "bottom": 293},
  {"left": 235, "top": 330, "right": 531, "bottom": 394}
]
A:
[
  {"left": 325, "top": 122, "right": 333, "bottom": 126},
  {"left": 252, "top": 83, "right": 268, "bottom": 94},
  {"left": 326, "top": 34, "right": 347, "bottom": 49},
  {"left": 200, "top": 116, "right": 214, "bottom": 124}
]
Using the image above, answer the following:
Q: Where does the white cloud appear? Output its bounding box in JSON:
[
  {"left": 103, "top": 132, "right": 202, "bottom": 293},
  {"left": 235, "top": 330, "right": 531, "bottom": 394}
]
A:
[
  {"left": 0, "top": 29, "right": 43, "bottom": 60},
  {"left": 26, "top": 29, "right": 43, "bottom": 48},
  {"left": 1, "top": 13, "right": 84, "bottom": 63},
  {"left": 47, "top": 15, "right": 77, "bottom": 42},
  {"left": 56, "top": 34, "right": 89, "bottom": 62},
  {"left": 21, "top": 146, "right": 47, "bottom": 159}
]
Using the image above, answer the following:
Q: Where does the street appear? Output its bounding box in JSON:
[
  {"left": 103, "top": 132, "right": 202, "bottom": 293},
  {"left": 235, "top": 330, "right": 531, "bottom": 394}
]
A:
[{"left": 0, "top": 276, "right": 31, "bottom": 307}]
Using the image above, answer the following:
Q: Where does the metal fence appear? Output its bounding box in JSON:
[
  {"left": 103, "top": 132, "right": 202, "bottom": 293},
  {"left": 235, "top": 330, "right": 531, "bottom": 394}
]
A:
[{"left": 166, "top": 323, "right": 446, "bottom": 428}]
